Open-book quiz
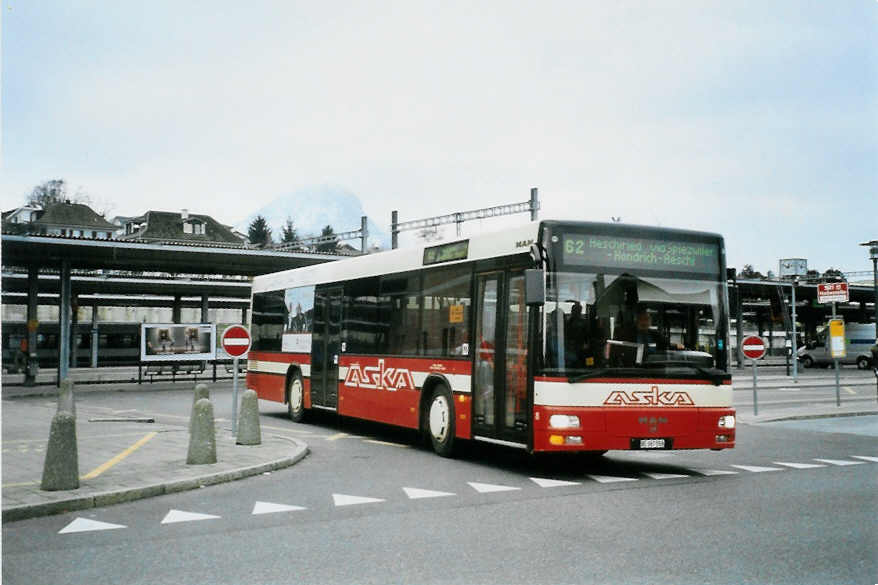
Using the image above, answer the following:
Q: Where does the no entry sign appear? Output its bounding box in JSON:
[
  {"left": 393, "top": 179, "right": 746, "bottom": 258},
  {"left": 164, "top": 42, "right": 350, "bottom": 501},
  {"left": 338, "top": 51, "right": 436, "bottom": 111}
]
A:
[
  {"left": 741, "top": 335, "right": 767, "bottom": 360},
  {"left": 221, "top": 325, "right": 251, "bottom": 357}
]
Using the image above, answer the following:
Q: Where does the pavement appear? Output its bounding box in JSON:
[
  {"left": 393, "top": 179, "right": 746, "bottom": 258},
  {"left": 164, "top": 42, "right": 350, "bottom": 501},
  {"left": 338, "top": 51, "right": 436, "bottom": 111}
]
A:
[
  {"left": 1, "top": 380, "right": 308, "bottom": 523},
  {"left": 2, "top": 363, "right": 876, "bottom": 524}
]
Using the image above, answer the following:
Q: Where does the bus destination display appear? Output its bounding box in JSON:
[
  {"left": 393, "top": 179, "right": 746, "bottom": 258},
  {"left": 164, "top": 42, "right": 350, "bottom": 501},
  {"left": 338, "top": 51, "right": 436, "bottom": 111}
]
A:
[
  {"left": 562, "top": 234, "right": 719, "bottom": 274},
  {"left": 423, "top": 240, "right": 469, "bottom": 266}
]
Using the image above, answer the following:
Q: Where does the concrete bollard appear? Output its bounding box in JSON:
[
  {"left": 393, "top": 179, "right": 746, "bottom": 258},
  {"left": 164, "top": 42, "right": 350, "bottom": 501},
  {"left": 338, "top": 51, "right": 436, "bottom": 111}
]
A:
[
  {"left": 189, "top": 383, "right": 210, "bottom": 431},
  {"left": 57, "top": 378, "right": 76, "bottom": 416},
  {"left": 41, "top": 412, "right": 79, "bottom": 491},
  {"left": 187, "top": 398, "right": 217, "bottom": 465},
  {"left": 236, "top": 389, "right": 261, "bottom": 445},
  {"left": 192, "top": 383, "right": 209, "bottom": 403}
]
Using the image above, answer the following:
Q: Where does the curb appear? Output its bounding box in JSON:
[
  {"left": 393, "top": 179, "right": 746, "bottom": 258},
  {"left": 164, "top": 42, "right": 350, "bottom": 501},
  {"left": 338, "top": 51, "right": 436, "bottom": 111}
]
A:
[
  {"left": 1, "top": 435, "right": 309, "bottom": 523},
  {"left": 738, "top": 410, "right": 878, "bottom": 425}
]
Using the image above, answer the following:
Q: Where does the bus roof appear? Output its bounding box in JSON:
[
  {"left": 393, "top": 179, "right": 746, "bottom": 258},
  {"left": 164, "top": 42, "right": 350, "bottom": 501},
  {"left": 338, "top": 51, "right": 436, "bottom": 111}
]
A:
[
  {"left": 253, "top": 221, "right": 541, "bottom": 293},
  {"left": 252, "top": 220, "right": 724, "bottom": 293}
]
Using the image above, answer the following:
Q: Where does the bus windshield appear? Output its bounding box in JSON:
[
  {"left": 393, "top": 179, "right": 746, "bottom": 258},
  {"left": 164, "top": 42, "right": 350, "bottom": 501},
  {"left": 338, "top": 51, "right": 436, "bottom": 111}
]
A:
[{"left": 539, "top": 271, "right": 728, "bottom": 380}]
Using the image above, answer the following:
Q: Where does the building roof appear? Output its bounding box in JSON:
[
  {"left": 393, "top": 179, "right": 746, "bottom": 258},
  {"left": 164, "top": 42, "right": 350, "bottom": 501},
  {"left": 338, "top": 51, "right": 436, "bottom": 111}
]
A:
[
  {"left": 117, "top": 210, "right": 245, "bottom": 246},
  {"left": 33, "top": 202, "right": 116, "bottom": 230}
]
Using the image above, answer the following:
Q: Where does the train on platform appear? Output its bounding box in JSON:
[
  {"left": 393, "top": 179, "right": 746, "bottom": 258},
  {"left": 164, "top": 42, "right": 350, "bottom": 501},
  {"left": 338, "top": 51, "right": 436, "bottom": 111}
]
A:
[{"left": 2, "top": 322, "right": 141, "bottom": 371}]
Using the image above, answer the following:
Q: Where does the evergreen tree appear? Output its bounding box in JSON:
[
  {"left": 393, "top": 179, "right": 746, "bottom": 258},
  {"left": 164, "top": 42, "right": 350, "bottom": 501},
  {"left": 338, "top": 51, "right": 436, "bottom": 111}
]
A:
[
  {"left": 317, "top": 225, "right": 338, "bottom": 253},
  {"left": 281, "top": 216, "right": 298, "bottom": 243},
  {"left": 248, "top": 215, "right": 273, "bottom": 248},
  {"left": 739, "top": 264, "right": 764, "bottom": 279},
  {"left": 822, "top": 267, "right": 844, "bottom": 282}
]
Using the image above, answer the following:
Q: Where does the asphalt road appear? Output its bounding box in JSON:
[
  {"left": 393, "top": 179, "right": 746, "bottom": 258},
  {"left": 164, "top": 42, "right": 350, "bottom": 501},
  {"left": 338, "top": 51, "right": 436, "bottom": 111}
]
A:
[{"left": 3, "top": 386, "right": 877, "bottom": 585}]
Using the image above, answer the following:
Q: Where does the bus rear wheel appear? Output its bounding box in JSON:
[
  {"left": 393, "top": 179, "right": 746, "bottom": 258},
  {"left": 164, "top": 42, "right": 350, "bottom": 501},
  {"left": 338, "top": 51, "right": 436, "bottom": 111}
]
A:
[
  {"left": 427, "top": 385, "right": 455, "bottom": 457},
  {"left": 287, "top": 371, "right": 306, "bottom": 423}
]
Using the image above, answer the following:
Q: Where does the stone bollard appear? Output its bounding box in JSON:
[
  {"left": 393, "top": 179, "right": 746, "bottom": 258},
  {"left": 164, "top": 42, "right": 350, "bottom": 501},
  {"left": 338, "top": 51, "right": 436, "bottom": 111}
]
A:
[
  {"left": 187, "top": 398, "right": 217, "bottom": 465},
  {"left": 189, "top": 383, "right": 210, "bottom": 431},
  {"left": 57, "top": 378, "right": 76, "bottom": 416},
  {"left": 41, "top": 412, "right": 79, "bottom": 491},
  {"left": 236, "top": 389, "right": 261, "bottom": 445}
]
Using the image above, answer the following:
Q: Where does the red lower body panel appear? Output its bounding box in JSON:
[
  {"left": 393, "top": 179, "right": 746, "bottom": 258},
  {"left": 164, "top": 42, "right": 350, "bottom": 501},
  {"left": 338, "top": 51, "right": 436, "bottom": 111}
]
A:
[
  {"left": 247, "top": 372, "right": 286, "bottom": 404},
  {"left": 532, "top": 405, "right": 735, "bottom": 452}
]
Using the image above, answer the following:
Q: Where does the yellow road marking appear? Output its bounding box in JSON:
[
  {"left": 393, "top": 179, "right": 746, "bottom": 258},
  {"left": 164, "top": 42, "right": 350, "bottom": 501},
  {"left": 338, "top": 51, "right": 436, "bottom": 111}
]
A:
[
  {"left": 81, "top": 432, "right": 158, "bottom": 480},
  {"left": 843, "top": 386, "right": 856, "bottom": 395},
  {"left": 1, "top": 481, "right": 38, "bottom": 488}
]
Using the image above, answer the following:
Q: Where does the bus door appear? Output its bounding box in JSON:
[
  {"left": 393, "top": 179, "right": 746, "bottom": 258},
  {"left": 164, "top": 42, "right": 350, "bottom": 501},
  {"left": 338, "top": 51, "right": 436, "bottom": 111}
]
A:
[
  {"left": 472, "top": 270, "right": 530, "bottom": 447},
  {"left": 310, "top": 286, "right": 342, "bottom": 409}
]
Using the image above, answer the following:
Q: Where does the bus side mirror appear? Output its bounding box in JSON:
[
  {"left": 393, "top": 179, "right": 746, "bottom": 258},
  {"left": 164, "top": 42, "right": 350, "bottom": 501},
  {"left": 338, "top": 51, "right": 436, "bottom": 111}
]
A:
[{"left": 525, "top": 269, "right": 545, "bottom": 306}]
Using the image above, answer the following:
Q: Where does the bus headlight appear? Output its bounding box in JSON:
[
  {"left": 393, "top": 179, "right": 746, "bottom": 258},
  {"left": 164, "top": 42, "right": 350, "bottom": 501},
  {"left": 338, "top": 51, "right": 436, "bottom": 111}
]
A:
[
  {"left": 718, "top": 415, "right": 735, "bottom": 429},
  {"left": 549, "top": 415, "right": 580, "bottom": 429}
]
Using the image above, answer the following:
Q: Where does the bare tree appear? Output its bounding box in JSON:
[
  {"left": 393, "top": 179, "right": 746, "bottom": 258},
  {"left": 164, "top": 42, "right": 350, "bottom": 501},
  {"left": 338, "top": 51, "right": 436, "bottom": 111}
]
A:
[{"left": 26, "top": 179, "right": 73, "bottom": 208}]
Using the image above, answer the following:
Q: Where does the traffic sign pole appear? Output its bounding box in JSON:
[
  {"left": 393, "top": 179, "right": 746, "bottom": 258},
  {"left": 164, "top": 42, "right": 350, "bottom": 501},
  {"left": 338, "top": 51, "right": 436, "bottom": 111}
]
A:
[
  {"left": 742, "top": 335, "right": 767, "bottom": 416},
  {"left": 752, "top": 357, "right": 758, "bottom": 416},
  {"left": 832, "top": 303, "right": 840, "bottom": 407},
  {"left": 221, "top": 326, "right": 251, "bottom": 437},
  {"left": 232, "top": 356, "right": 239, "bottom": 435}
]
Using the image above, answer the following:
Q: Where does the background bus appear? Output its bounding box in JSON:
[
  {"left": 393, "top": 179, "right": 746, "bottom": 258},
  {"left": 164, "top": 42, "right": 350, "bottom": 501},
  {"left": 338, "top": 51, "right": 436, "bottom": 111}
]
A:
[{"left": 247, "top": 220, "right": 735, "bottom": 456}]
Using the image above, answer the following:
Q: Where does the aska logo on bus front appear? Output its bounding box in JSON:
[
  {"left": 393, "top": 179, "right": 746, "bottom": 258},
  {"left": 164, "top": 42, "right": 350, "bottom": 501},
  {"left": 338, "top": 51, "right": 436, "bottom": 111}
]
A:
[
  {"left": 603, "top": 385, "right": 694, "bottom": 406},
  {"left": 344, "top": 359, "right": 416, "bottom": 392}
]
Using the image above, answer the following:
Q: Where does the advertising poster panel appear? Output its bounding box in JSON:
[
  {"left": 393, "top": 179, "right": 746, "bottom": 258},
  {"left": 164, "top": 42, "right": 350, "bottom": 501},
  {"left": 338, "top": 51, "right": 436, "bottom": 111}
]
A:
[
  {"left": 283, "top": 286, "right": 315, "bottom": 353},
  {"left": 141, "top": 323, "right": 217, "bottom": 362}
]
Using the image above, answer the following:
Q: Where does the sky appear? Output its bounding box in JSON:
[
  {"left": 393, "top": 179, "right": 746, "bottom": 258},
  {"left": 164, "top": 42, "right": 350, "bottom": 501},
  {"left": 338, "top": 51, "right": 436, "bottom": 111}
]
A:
[{"left": 2, "top": 1, "right": 876, "bottom": 276}]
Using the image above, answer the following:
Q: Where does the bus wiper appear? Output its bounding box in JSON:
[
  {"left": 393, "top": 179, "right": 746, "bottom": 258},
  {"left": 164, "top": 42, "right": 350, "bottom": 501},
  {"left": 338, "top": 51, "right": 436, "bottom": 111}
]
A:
[
  {"left": 641, "top": 361, "right": 728, "bottom": 386},
  {"left": 568, "top": 369, "right": 613, "bottom": 383}
]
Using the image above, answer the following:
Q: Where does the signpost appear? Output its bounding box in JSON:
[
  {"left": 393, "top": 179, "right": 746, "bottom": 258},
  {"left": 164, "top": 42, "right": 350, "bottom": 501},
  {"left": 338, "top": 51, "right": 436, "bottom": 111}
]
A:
[
  {"left": 817, "top": 282, "right": 848, "bottom": 407},
  {"left": 742, "top": 335, "right": 767, "bottom": 416},
  {"left": 817, "top": 282, "right": 849, "bottom": 304},
  {"left": 221, "top": 325, "right": 251, "bottom": 435}
]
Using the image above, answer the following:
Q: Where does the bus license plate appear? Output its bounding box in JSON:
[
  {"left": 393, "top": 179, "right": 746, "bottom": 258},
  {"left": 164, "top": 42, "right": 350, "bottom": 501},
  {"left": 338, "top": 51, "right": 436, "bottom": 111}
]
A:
[{"left": 639, "top": 439, "right": 666, "bottom": 449}]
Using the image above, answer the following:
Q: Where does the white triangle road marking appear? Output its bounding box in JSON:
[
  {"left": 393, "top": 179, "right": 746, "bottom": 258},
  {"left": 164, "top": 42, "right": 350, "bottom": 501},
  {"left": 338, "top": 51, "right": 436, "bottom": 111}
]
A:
[
  {"left": 161, "top": 509, "right": 221, "bottom": 524},
  {"left": 530, "top": 477, "right": 581, "bottom": 488},
  {"left": 59, "top": 517, "right": 126, "bottom": 534},
  {"left": 586, "top": 474, "right": 639, "bottom": 484},
  {"left": 851, "top": 455, "right": 878, "bottom": 463},
  {"left": 332, "top": 493, "right": 385, "bottom": 507},
  {"left": 642, "top": 472, "right": 690, "bottom": 480},
  {"left": 252, "top": 501, "right": 307, "bottom": 515},
  {"left": 694, "top": 469, "right": 739, "bottom": 476},
  {"left": 402, "top": 487, "right": 456, "bottom": 499},
  {"left": 773, "top": 461, "right": 826, "bottom": 469},
  {"left": 813, "top": 458, "right": 865, "bottom": 467},
  {"left": 468, "top": 481, "right": 521, "bottom": 493},
  {"left": 729, "top": 464, "right": 784, "bottom": 473}
]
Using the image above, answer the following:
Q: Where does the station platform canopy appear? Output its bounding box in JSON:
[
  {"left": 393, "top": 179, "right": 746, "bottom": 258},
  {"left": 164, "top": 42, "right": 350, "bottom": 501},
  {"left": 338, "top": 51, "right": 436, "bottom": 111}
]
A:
[{"left": 1, "top": 234, "right": 340, "bottom": 276}]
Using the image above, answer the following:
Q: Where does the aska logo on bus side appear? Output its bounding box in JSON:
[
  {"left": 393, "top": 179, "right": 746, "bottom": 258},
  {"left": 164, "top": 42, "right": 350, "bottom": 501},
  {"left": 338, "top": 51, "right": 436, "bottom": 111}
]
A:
[
  {"left": 344, "top": 359, "right": 415, "bottom": 392},
  {"left": 603, "top": 385, "right": 694, "bottom": 406}
]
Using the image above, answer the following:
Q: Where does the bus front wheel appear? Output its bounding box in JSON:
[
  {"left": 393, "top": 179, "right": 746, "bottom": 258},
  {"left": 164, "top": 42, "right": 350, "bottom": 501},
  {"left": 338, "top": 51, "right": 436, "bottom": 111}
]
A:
[
  {"left": 287, "top": 371, "right": 306, "bottom": 423},
  {"left": 427, "top": 385, "right": 456, "bottom": 457}
]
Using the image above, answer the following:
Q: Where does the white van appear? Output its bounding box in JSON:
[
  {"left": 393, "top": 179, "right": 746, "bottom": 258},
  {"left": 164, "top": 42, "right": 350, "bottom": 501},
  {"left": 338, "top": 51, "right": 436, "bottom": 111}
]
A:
[{"left": 797, "top": 322, "right": 876, "bottom": 369}]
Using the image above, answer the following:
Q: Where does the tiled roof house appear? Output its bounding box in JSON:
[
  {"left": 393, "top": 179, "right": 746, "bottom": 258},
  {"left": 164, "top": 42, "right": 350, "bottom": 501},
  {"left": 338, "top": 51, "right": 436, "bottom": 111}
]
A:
[
  {"left": 9, "top": 201, "right": 118, "bottom": 239},
  {"left": 116, "top": 209, "right": 245, "bottom": 246}
]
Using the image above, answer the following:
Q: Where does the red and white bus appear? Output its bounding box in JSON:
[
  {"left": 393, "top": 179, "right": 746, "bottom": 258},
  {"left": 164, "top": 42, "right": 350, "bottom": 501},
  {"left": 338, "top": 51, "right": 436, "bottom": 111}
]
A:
[{"left": 247, "top": 220, "right": 735, "bottom": 456}]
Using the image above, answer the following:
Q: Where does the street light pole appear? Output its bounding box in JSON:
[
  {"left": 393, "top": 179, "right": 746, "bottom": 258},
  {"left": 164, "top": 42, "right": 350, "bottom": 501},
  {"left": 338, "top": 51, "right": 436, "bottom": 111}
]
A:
[
  {"left": 791, "top": 276, "right": 799, "bottom": 383},
  {"left": 860, "top": 241, "right": 878, "bottom": 343}
]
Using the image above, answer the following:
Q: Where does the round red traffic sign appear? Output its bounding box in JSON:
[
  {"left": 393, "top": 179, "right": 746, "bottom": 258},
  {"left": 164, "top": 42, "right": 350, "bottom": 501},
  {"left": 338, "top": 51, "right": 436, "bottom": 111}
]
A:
[
  {"left": 221, "top": 325, "right": 251, "bottom": 357},
  {"left": 741, "top": 335, "right": 767, "bottom": 360}
]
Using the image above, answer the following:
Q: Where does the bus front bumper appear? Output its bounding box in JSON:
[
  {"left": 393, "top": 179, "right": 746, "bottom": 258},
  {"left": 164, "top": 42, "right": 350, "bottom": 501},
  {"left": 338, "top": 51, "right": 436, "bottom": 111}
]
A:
[{"left": 532, "top": 406, "right": 736, "bottom": 452}]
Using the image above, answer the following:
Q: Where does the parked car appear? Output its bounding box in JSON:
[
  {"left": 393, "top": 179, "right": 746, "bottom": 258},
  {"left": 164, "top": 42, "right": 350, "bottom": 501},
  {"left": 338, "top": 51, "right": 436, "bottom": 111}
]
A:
[{"left": 797, "top": 322, "right": 876, "bottom": 369}]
